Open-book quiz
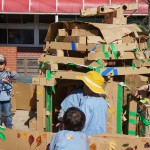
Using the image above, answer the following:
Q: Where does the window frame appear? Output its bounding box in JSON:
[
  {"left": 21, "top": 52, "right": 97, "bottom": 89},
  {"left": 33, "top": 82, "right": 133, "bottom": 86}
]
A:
[{"left": 0, "top": 14, "right": 51, "bottom": 47}]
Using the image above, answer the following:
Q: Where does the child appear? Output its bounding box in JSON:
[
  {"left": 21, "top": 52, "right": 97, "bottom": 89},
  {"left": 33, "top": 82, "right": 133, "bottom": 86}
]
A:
[
  {"left": 49, "top": 107, "right": 89, "bottom": 150},
  {"left": 0, "top": 54, "right": 18, "bottom": 128},
  {"left": 58, "top": 71, "right": 107, "bottom": 136}
]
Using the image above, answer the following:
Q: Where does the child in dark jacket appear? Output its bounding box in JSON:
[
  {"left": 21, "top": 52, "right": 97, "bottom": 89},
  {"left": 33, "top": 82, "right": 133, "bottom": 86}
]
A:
[{"left": 49, "top": 107, "right": 89, "bottom": 150}]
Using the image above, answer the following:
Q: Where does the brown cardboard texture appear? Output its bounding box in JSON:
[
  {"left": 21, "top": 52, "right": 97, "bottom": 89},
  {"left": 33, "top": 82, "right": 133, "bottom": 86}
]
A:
[
  {"left": 105, "top": 81, "right": 119, "bottom": 134},
  {"left": 29, "top": 117, "right": 37, "bottom": 131},
  {"left": 0, "top": 129, "right": 54, "bottom": 150},
  {"left": 0, "top": 129, "right": 150, "bottom": 150},
  {"left": 13, "top": 82, "right": 36, "bottom": 111}
]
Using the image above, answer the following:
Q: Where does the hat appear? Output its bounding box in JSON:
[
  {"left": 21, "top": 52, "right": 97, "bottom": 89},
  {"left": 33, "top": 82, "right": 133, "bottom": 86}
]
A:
[
  {"left": 0, "top": 54, "right": 6, "bottom": 63},
  {"left": 76, "top": 71, "right": 105, "bottom": 94}
]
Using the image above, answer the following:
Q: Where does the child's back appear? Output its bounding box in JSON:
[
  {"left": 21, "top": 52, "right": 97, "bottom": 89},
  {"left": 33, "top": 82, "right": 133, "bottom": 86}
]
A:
[
  {"left": 50, "top": 130, "right": 89, "bottom": 150},
  {"left": 49, "top": 107, "right": 89, "bottom": 150}
]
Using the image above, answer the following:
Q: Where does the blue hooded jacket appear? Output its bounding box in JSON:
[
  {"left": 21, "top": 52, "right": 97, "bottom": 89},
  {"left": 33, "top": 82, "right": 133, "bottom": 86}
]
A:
[{"left": 0, "top": 70, "right": 18, "bottom": 101}]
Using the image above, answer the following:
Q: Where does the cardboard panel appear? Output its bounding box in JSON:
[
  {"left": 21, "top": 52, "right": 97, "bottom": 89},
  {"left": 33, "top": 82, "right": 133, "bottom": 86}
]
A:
[
  {"left": 0, "top": 130, "right": 53, "bottom": 150},
  {"left": 4, "top": 0, "right": 28, "bottom": 12},
  {"left": 30, "top": 0, "right": 56, "bottom": 13},
  {"left": 36, "top": 85, "right": 45, "bottom": 131},
  {"left": 13, "top": 82, "right": 36, "bottom": 111},
  {"left": 0, "top": 130, "right": 150, "bottom": 150},
  {"left": 105, "top": 81, "right": 118, "bottom": 134}
]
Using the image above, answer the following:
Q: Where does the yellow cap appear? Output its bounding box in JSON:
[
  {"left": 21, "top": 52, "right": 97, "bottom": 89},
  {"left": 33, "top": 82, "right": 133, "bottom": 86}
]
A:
[{"left": 76, "top": 71, "right": 105, "bottom": 94}]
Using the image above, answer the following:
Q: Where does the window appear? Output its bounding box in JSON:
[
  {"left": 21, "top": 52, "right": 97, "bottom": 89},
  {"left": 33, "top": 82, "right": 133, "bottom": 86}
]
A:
[
  {"left": 7, "top": 15, "right": 22, "bottom": 23},
  {"left": 0, "top": 29, "right": 7, "bottom": 44},
  {"left": 39, "top": 29, "right": 47, "bottom": 44},
  {"left": 22, "top": 15, "right": 34, "bottom": 24},
  {"left": 0, "top": 14, "right": 54, "bottom": 47},
  {"left": 17, "top": 57, "right": 39, "bottom": 83},
  {"left": 59, "top": 15, "right": 103, "bottom": 23},
  {"left": 8, "top": 29, "right": 34, "bottom": 44},
  {"left": 0, "top": 15, "right": 7, "bottom": 23},
  {"left": 39, "top": 15, "right": 55, "bottom": 24}
]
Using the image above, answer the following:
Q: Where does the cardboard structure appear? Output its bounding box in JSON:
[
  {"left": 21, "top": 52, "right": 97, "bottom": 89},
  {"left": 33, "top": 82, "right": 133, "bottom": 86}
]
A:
[
  {"left": 1, "top": 3, "right": 150, "bottom": 150},
  {"left": 0, "top": 129, "right": 150, "bottom": 150}
]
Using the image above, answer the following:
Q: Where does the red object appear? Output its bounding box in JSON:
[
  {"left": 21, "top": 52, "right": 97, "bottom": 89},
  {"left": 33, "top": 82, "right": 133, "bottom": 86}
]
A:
[
  {"left": 84, "top": 0, "right": 109, "bottom": 8},
  {"left": 28, "top": 135, "right": 34, "bottom": 147},
  {"left": 17, "top": 133, "right": 20, "bottom": 138},
  {"left": 0, "top": 0, "right": 2, "bottom": 11},
  {"left": 36, "top": 135, "right": 42, "bottom": 146},
  {"left": 138, "top": 0, "right": 148, "bottom": 14},
  {"left": 30, "top": 0, "right": 56, "bottom": 13},
  {"left": 57, "top": 0, "right": 82, "bottom": 13},
  {"left": 4, "top": 0, "right": 28, "bottom": 12},
  {"left": 112, "top": 0, "right": 148, "bottom": 14},
  {"left": 0, "top": 0, "right": 149, "bottom": 14}
]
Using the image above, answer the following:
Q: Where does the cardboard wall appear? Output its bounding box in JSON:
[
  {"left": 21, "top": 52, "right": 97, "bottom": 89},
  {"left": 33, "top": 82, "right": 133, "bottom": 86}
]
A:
[
  {"left": 12, "top": 82, "right": 36, "bottom": 111},
  {"left": 0, "top": 130, "right": 149, "bottom": 150}
]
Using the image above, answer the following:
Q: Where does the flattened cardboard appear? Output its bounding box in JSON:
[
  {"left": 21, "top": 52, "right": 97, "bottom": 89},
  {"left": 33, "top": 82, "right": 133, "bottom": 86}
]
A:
[
  {"left": 37, "top": 85, "right": 45, "bottom": 131},
  {"left": 38, "top": 54, "right": 85, "bottom": 65},
  {"left": 87, "top": 36, "right": 105, "bottom": 43},
  {"left": 0, "top": 129, "right": 53, "bottom": 150},
  {"left": 13, "top": 82, "right": 36, "bottom": 111},
  {"left": 105, "top": 81, "right": 119, "bottom": 134},
  {"left": 58, "top": 29, "right": 68, "bottom": 36},
  {"left": 71, "top": 29, "right": 99, "bottom": 36},
  {"left": 29, "top": 117, "right": 37, "bottom": 131},
  {"left": 127, "top": 100, "right": 137, "bottom": 136}
]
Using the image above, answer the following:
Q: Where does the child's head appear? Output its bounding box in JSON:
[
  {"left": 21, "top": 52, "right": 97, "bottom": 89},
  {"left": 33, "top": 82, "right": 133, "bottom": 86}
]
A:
[
  {"left": 0, "top": 55, "right": 6, "bottom": 71},
  {"left": 63, "top": 107, "right": 86, "bottom": 131}
]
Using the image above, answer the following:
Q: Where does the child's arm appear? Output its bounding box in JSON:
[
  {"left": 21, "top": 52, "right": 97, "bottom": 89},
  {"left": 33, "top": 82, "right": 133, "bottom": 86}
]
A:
[{"left": 6, "top": 68, "right": 19, "bottom": 83}]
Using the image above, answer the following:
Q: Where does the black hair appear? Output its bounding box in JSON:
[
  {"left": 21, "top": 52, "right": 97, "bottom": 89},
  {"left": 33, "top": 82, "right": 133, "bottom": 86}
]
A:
[{"left": 63, "top": 107, "right": 86, "bottom": 131}]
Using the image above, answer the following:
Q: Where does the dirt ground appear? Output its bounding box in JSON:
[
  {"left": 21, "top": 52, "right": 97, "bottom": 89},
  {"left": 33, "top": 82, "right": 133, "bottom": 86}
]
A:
[{"left": 8, "top": 110, "right": 36, "bottom": 130}]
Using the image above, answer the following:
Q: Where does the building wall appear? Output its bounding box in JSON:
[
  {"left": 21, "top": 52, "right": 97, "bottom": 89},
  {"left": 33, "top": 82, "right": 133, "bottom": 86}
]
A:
[
  {"left": 17, "top": 47, "right": 43, "bottom": 79},
  {"left": 0, "top": 46, "right": 17, "bottom": 71}
]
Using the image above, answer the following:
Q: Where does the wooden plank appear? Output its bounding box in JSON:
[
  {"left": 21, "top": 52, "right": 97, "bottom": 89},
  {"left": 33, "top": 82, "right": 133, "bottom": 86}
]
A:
[{"left": 37, "top": 85, "right": 45, "bottom": 131}]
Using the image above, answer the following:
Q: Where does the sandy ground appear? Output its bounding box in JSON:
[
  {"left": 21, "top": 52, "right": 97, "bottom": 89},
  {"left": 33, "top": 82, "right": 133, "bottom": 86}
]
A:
[
  {"left": 12, "top": 110, "right": 29, "bottom": 130},
  {"left": 11, "top": 110, "right": 36, "bottom": 130}
]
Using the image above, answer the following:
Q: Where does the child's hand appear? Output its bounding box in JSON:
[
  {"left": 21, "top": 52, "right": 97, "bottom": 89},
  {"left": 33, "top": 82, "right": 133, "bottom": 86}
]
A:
[
  {"left": 56, "top": 123, "right": 64, "bottom": 130},
  {"left": 6, "top": 68, "right": 11, "bottom": 73},
  {"left": 2, "top": 77, "right": 10, "bottom": 83}
]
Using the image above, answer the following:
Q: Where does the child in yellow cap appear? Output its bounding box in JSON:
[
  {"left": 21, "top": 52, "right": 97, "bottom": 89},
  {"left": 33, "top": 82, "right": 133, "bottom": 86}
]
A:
[{"left": 58, "top": 71, "right": 107, "bottom": 136}]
